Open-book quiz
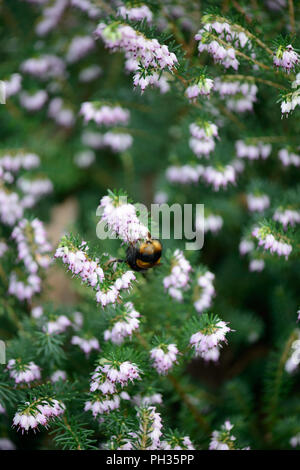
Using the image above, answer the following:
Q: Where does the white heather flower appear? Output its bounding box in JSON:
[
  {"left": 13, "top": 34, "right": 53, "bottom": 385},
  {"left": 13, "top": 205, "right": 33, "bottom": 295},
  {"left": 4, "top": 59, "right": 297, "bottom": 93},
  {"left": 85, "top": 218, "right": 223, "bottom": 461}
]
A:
[
  {"left": 150, "top": 344, "right": 179, "bottom": 375},
  {"left": 246, "top": 194, "right": 270, "bottom": 212},
  {"left": 190, "top": 319, "right": 231, "bottom": 362},
  {"left": 71, "top": 336, "right": 100, "bottom": 355},
  {"left": 252, "top": 226, "right": 292, "bottom": 259},
  {"left": 74, "top": 150, "right": 95, "bottom": 168},
  {"left": 13, "top": 398, "right": 65, "bottom": 432},
  {"left": 104, "top": 302, "right": 141, "bottom": 345},
  {"left": 194, "top": 271, "right": 215, "bottom": 313},
  {"left": 7, "top": 359, "right": 41, "bottom": 384},
  {"left": 163, "top": 250, "right": 192, "bottom": 301}
]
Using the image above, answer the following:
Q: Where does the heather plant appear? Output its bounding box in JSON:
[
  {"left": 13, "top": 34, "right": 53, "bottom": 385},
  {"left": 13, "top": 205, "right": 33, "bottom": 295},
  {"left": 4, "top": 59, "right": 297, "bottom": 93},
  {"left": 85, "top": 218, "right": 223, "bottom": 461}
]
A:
[{"left": 0, "top": 0, "right": 299, "bottom": 451}]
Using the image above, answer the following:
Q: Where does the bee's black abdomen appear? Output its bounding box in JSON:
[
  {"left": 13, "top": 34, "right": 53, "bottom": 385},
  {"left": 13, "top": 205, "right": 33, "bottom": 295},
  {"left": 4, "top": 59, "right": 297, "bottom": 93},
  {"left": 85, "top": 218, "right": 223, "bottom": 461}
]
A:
[{"left": 125, "top": 239, "right": 162, "bottom": 272}]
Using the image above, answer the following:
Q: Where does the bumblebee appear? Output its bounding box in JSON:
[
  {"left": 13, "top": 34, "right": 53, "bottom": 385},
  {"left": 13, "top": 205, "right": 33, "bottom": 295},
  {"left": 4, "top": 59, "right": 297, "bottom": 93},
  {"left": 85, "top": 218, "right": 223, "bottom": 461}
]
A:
[{"left": 126, "top": 237, "right": 163, "bottom": 272}]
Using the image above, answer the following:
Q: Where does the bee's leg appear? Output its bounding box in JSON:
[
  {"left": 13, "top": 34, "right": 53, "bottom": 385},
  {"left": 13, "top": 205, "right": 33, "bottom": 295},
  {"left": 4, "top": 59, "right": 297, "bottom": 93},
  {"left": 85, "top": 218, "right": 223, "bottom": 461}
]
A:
[{"left": 104, "top": 258, "right": 126, "bottom": 268}]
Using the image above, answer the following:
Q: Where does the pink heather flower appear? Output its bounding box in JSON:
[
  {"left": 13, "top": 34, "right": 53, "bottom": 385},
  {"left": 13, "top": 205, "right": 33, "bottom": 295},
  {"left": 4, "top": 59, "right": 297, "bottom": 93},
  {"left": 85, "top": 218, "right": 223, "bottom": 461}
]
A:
[
  {"left": 35, "top": 0, "right": 68, "bottom": 37},
  {"left": 7, "top": 359, "right": 41, "bottom": 384},
  {"left": 209, "top": 421, "right": 237, "bottom": 450},
  {"left": 278, "top": 149, "right": 300, "bottom": 167},
  {"left": 195, "top": 21, "right": 246, "bottom": 70},
  {"left": 50, "top": 370, "right": 67, "bottom": 383},
  {"left": 4, "top": 73, "right": 22, "bottom": 98},
  {"left": 274, "top": 45, "right": 299, "bottom": 73},
  {"left": 163, "top": 249, "right": 192, "bottom": 301},
  {"left": 160, "top": 435, "right": 195, "bottom": 450},
  {"left": 44, "top": 315, "right": 71, "bottom": 335},
  {"left": 98, "top": 194, "right": 149, "bottom": 243},
  {"left": 102, "top": 132, "right": 133, "bottom": 153},
  {"left": 290, "top": 433, "right": 300, "bottom": 448},
  {"left": 71, "top": 336, "right": 100, "bottom": 356},
  {"left": 236, "top": 140, "right": 271, "bottom": 160},
  {"left": 185, "top": 77, "right": 214, "bottom": 101},
  {"left": 239, "top": 239, "right": 255, "bottom": 256},
  {"left": 8, "top": 272, "right": 41, "bottom": 301},
  {"left": 117, "top": 4, "right": 153, "bottom": 23},
  {"left": 21, "top": 55, "right": 65, "bottom": 80},
  {"left": 0, "top": 151, "right": 40, "bottom": 172},
  {"left": 104, "top": 302, "right": 140, "bottom": 345},
  {"left": 273, "top": 208, "right": 300, "bottom": 230},
  {"left": 66, "top": 36, "right": 95, "bottom": 64},
  {"left": 252, "top": 227, "right": 292, "bottom": 259},
  {"left": 203, "top": 164, "right": 236, "bottom": 191},
  {"left": 79, "top": 65, "right": 102, "bottom": 82},
  {"left": 13, "top": 399, "right": 65, "bottom": 433},
  {"left": 0, "top": 190, "right": 23, "bottom": 226},
  {"left": 12, "top": 218, "right": 52, "bottom": 274},
  {"left": 137, "top": 406, "right": 162, "bottom": 449},
  {"left": 194, "top": 271, "right": 215, "bottom": 313},
  {"left": 190, "top": 320, "right": 231, "bottom": 361},
  {"left": 71, "top": 0, "right": 101, "bottom": 18},
  {"left": 201, "top": 214, "right": 223, "bottom": 234},
  {"left": 48, "top": 98, "right": 75, "bottom": 128},
  {"left": 74, "top": 150, "right": 95, "bottom": 168},
  {"left": 249, "top": 259, "right": 265, "bottom": 272},
  {"left": 285, "top": 331, "right": 300, "bottom": 373},
  {"left": 84, "top": 395, "right": 121, "bottom": 417},
  {"left": 150, "top": 344, "right": 179, "bottom": 375},
  {"left": 55, "top": 242, "right": 105, "bottom": 289},
  {"left": 246, "top": 194, "right": 270, "bottom": 212},
  {"left": 80, "top": 102, "right": 130, "bottom": 127},
  {"left": 19, "top": 90, "right": 48, "bottom": 111},
  {"left": 94, "top": 22, "right": 177, "bottom": 92},
  {"left": 166, "top": 164, "right": 204, "bottom": 184}
]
